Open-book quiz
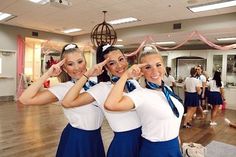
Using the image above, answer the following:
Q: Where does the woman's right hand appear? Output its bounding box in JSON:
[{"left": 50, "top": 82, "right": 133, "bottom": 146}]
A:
[
  {"left": 125, "top": 64, "right": 146, "bottom": 79},
  {"left": 45, "top": 59, "right": 65, "bottom": 77},
  {"left": 85, "top": 58, "right": 110, "bottom": 77}
]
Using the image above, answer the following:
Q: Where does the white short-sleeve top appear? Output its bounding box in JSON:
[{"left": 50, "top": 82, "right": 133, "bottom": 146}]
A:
[
  {"left": 127, "top": 88, "right": 184, "bottom": 142},
  {"left": 86, "top": 80, "right": 141, "bottom": 132},
  {"left": 48, "top": 81, "right": 104, "bottom": 130},
  {"left": 207, "top": 80, "right": 224, "bottom": 92},
  {"left": 163, "top": 75, "right": 175, "bottom": 87},
  {"left": 198, "top": 74, "right": 207, "bottom": 85},
  {"left": 184, "top": 77, "right": 201, "bottom": 93}
]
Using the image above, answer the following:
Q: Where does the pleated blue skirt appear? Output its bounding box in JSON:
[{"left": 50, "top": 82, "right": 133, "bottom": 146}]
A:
[
  {"left": 107, "top": 127, "right": 142, "bottom": 157},
  {"left": 140, "top": 137, "right": 182, "bottom": 157},
  {"left": 184, "top": 92, "right": 199, "bottom": 107},
  {"left": 208, "top": 91, "right": 223, "bottom": 105},
  {"left": 56, "top": 123, "right": 105, "bottom": 157}
]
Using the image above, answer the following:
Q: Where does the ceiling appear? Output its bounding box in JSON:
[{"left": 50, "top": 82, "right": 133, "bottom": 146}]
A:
[{"left": 1, "top": 0, "right": 236, "bottom": 48}]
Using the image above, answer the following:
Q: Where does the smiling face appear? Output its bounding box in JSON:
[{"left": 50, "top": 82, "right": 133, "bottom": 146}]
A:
[
  {"left": 104, "top": 50, "right": 128, "bottom": 77},
  {"left": 62, "top": 51, "right": 87, "bottom": 79},
  {"left": 140, "top": 53, "right": 165, "bottom": 85}
]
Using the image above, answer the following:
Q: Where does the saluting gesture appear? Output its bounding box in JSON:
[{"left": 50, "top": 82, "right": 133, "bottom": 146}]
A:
[
  {"left": 46, "top": 59, "right": 65, "bottom": 77},
  {"left": 85, "top": 58, "right": 110, "bottom": 77},
  {"left": 125, "top": 63, "right": 146, "bottom": 79}
]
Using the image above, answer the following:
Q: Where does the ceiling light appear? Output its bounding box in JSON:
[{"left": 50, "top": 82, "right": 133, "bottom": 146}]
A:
[
  {"left": 217, "top": 37, "right": 236, "bottom": 41},
  {"left": 0, "top": 12, "right": 11, "bottom": 21},
  {"left": 29, "top": 0, "right": 49, "bottom": 5},
  {"left": 154, "top": 41, "right": 176, "bottom": 45},
  {"left": 117, "top": 39, "right": 123, "bottom": 42},
  {"left": 63, "top": 28, "right": 82, "bottom": 33},
  {"left": 187, "top": 0, "right": 236, "bottom": 12},
  {"left": 108, "top": 17, "right": 138, "bottom": 25},
  {"left": 114, "top": 44, "right": 124, "bottom": 47}
]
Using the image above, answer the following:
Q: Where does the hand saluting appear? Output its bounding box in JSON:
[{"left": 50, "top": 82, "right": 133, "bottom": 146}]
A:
[
  {"left": 126, "top": 63, "right": 146, "bottom": 79},
  {"left": 85, "top": 58, "right": 110, "bottom": 77},
  {"left": 46, "top": 59, "right": 65, "bottom": 77}
]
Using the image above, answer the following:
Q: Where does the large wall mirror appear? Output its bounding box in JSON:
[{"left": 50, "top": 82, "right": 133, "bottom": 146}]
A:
[{"left": 175, "top": 56, "right": 206, "bottom": 81}]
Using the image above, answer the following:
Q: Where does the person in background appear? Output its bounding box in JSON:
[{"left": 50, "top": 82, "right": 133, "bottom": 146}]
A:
[
  {"left": 163, "top": 66, "right": 176, "bottom": 92},
  {"left": 62, "top": 44, "right": 142, "bottom": 157},
  {"left": 183, "top": 67, "right": 201, "bottom": 128},
  {"left": 104, "top": 46, "right": 184, "bottom": 157},
  {"left": 196, "top": 65, "right": 206, "bottom": 119},
  {"left": 19, "top": 43, "right": 105, "bottom": 157},
  {"left": 207, "top": 70, "right": 225, "bottom": 126}
]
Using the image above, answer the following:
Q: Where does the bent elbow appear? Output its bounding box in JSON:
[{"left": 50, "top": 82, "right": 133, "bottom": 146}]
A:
[
  {"left": 104, "top": 103, "right": 117, "bottom": 111},
  {"left": 18, "top": 97, "right": 31, "bottom": 105},
  {"left": 104, "top": 102, "right": 113, "bottom": 111},
  {"left": 61, "top": 100, "right": 72, "bottom": 108}
]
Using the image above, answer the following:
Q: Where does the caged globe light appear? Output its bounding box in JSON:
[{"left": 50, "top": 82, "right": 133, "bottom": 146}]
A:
[{"left": 90, "top": 11, "right": 117, "bottom": 47}]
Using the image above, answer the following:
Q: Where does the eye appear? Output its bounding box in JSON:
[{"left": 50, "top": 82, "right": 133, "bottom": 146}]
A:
[
  {"left": 156, "top": 63, "right": 162, "bottom": 67},
  {"left": 67, "top": 63, "right": 73, "bottom": 66},
  {"left": 108, "top": 62, "right": 115, "bottom": 66},
  {"left": 78, "top": 60, "right": 83, "bottom": 64},
  {"left": 144, "top": 65, "right": 151, "bottom": 70},
  {"left": 119, "top": 57, "right": 125, "bottom": 62}
]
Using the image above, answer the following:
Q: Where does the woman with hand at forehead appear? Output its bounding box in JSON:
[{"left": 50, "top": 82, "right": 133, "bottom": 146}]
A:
[
  {"left": 19, "top": 43, "right": 105, "bottom": 157},
  {"left": 62, "top": 44, "right": 142, "bottom": 157},
  {"left": 105, "top": 45, "right": 184, "bottom": 157}
]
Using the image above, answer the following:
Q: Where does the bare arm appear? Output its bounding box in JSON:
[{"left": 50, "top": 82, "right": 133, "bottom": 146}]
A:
[
  {"left": 202, "top": 81, "right": 206, "bottom": 98},
  {"left": 220, "top": 87, "right": 225, "bottom": 101},
  {"left": 19, "top": 60, "right": 65, "bottom": 105},
  {"left": 104, "top": 64, "right": 145, "bottom": 111},
  {"left": 196, "top": 86, "right": 201, "bottom": 95},
  {"left": 62, "top": 75, "right": 95, "bottom": 108},
  {"left": 62, "top": 58, "right": 109, "bottom": 108}
]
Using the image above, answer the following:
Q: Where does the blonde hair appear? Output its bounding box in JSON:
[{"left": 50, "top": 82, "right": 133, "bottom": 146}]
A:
[
  {"left": 138, "top": 44, "right": 163, "bottom": 63},
  {"left": 137, "top": 44, "right": 164, "bottom": 87}
]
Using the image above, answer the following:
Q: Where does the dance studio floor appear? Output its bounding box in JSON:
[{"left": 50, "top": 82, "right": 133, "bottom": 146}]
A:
[{"left": 0, "top": 101, "right": 236, "bottom": 157}]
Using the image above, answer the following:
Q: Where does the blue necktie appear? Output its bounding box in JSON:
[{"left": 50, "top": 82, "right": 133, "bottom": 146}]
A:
[
  {"left": 71, "top": 79, "right": 96, "bottom": 91},
  {"left": 146, "top": 80, "right": 182, "bottom": 117},
  {"left": 111, "top": 76, "right": 136, "bottom": 92}
]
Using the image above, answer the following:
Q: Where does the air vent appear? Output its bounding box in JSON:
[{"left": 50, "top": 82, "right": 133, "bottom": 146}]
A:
[
  {"left": 32, "top": 31, "right": 39, "bottom": 37},
  {"left": 173, "top": 23, "right": 181, "bottom": 30}
]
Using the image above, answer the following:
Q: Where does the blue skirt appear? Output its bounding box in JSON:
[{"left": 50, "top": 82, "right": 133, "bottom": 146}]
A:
[
  {"left": 107, "top": 127, "right": 142, "bottom": 157},
  {"left": 140, "top": 137, "right": 182, "bottom": 157},
  {"left": 184, "top": 92, "right": 199, "bottom": 107},
  {"left": 56, "top": 123, "right": 105, "bottom": 157},
  {"left": 208, "top": 91, "right": 223, "bottom": 105}
]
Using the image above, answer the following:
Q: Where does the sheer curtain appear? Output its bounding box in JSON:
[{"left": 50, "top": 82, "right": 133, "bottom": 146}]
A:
[{"left": 16, "top": 35, "right": 25, "bottom": 99}]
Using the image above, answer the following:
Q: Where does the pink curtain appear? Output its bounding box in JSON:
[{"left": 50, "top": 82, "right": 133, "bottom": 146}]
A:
[{"left": 16, "top": 35, "right": 25, "bottom": 99}]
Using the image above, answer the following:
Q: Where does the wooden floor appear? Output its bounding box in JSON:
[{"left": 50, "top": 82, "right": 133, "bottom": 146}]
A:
[{"left": 0, "top": 101, "right": 235, "bottom": 157}]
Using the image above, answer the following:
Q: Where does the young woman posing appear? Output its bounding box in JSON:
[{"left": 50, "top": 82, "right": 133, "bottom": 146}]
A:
[
  {"left": 207, "top": 70, "right": 225, "bottom": 126},
  {"left": 104, "top": 47, "right": 184, "bottom": 157},
  {"left": 183, "top": 67, "right": 201, "bottom": 128},
  {"left": 19, "top": 44, "right": 105, "bottom": 157},
  {"left": 62, "top": 44, "right": 142, "bottom": 157}
]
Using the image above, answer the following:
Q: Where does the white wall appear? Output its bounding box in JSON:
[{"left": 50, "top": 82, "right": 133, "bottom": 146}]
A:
[
  {"left": 0, "top": 24, "right": 72, "bottom": 100},
  {"left": 0, "top": 51, "right": 16, "bottom": 98}
]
